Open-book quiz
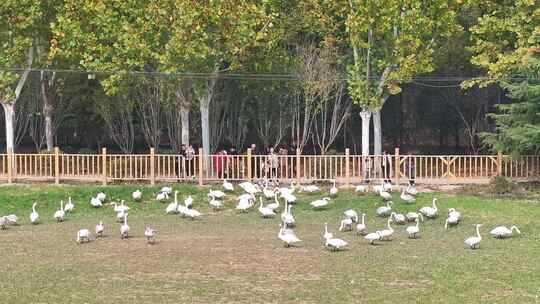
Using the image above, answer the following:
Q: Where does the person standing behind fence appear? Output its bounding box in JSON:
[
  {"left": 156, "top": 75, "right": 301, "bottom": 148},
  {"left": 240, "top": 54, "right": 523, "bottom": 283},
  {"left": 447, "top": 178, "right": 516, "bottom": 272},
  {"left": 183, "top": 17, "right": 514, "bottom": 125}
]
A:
[
  {"left": 406, "top": 153, "right": 416, "bottom": 186},
  {"left": 382, "top": 151, "right": 392, "bottom": 183},
  {"left": 185, "top": 144, "right": 195, "bottom": 178},
  {"left": 249, "top": 143, "right": 259, "bottom": 178},
  {"left": 268, "top": 147, "right": 279, "bottom": 182},
  {"left": 363, "top": 156, "right": 372, "bottom": 183}
]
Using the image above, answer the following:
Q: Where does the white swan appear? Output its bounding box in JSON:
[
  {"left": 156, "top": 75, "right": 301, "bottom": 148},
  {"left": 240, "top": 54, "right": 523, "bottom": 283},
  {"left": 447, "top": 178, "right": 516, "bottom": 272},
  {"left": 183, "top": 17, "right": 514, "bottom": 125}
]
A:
[
  {"left": 0, "top": 216, "right": 7, "bottom": 229},
  {"left": 258, "top": 198, "right": 276, "bottom": 218},
  {"left": 95, "top": 221, "right": 104, "bottom": 237},
  {"left": 490, "top": 225, "right": 521, "bottom": 239},
  {"left": 76, "top": 229, "right": 92, "bottom": 244},
  {"left": 400, "top": 188, "right": 415, "bottom": 204},
  {"left": 329, "top": 180, "right": 338, "bottom": 196},
  {"left": 419, "top": 198, "right": 438, "bottom": 218},
  {"left": 166, "top": 200, "right": 179, "bottom": 214},
  {"left": 390, "top": 212, "right": 406, "bottom": 224},
  {"left": 64, "top": 197, "right": 75, "bottom": 213},
  {"left": 464, "top": 224, "right": 482, "bottom": 249},
  {"left": 29, "top": 203, "right": 39, "bottom": 224},
  {"left": 263, "top": 180, "right": 276, "bottom": 199},
  {"left": 118, "top": 200, "right": 130, "bottom": 212},
  {"left": 281, "top": 202, "right": 295, "bottom": 227},
  {"left": 379, "top": 218, "right": 394, "bottom": 240},
  {"left": 184, "top": 195, "right": 193, "bottom": 209},
  {"left": 145, "top": 226, "right": 157, "bottom": 244},
  {"left": 406, "top": 185, "right": 418, "bottom": 196},
  {"left": 310, "top": 197, "right": 330, "bottom": 209},
  {"left": 278, "top": 223, "right": 301, "bottom": 247},
  {"left": 265, "top": 193, "right": 280, "bottom": 211},
  {"left": 208, "top": 189, "right": 226, "bottom": 199},
  {"left": 156, "top": 192, "right": 169, "bottom": 201},
  {"left": 343, "top": 209, "right": 359, "bottom": 222},
  {"left": 120, "top": 214, "right": 130, "bottom": 239},
  {"left": 379, "top": 190, "right": 392, "bottom": 201},
  {"left": 383, "top": 181, "right": 393, "bottom": 192},
  {"left": 445, "top": 208, "right": 461, "bottom": 229},
  {"left": 324, "top": 236, "right": 348, "bottom": 251},
  {"left": 185, "top": 208, "right": 202, "bottom": 219},
  {"left": 96, "top": 192, "right": 106, "bottom": 202},
  {"left": 54, "top": 201, "right": 65, "bottom": 222},
  {"left": 301, "top": 184, "right": 320, "bottom": 193},
  {"left": 356, "top": 213, "right": 367, "bottom": 235},
  {"left": 364, "top": 231, "right": 382, "bottom": 245},
  {"left": 239, "top": 181, "right": 259, "bottom": 194},
  {"left": 132, "top": 190, "right": 143, "bottom": 201},
  {"left": 339, "top": 218, "right": 354, "bottom": 232},
  {"left": 116, "top": 209, "right": 127, "bottom": 222},
  {"left": 282, "top": 192, "right": 297, "bottom": 204},
  {"left": 406, "top": 212, "right": 424, "bottom": 222},
  {"left": 223, "top": 179, "right": 234, "bottom": 192},
  {"left": 448, "top": 208, "right": 461, "bottom": 220},
  {"left": 323, "top": 222, "right": 333, "bottom": 239},
  {"left": 406, "top": 218, "right": 420, "bottom": 239},
  {"left": 160, "top": 186, "right": 172, "bottom": 195},
  {"left": 376, "top": 201, "right": 393, "bottom": 217},
  {"left": 90, "top": 197, "right": 102, "bottom": 208},
  {"left": 236, "top": 196, "right": 253, "bottom": 213},
  {"left": 5, "top": 214, "right": 18, "bottom": 226},
  {"left": 209, "top": 195, "right": 223, "bottom": 211},
  {"left": 355, "top": 185, "right": 367, "bottom": 193}
]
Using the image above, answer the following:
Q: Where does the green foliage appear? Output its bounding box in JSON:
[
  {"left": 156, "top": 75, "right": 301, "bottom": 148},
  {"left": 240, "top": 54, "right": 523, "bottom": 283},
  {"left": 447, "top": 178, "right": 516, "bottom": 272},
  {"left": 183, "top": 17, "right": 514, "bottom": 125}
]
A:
[{"left": 482, "top": 55, "right": 540, "bottom": 155}]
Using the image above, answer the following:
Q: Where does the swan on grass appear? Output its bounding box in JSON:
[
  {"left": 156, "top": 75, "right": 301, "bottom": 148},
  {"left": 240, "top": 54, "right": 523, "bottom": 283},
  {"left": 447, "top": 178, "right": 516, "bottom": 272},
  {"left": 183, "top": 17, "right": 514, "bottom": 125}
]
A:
[
  {"left": 258, "top": 198, "right": 276, "bottom": 218},
  {"left": 364, "top": 231, "right": 383, "bottom": 245},
  {"left": 323, "top": 222, "right": 333, "bottom": 240},
  {"left": 278, "top": 223, "right": 301, "bottom": 247},
  {"left": 120, "top": 214, "right": 130, "bottom": 239},
  {"left": 281, "top": 203, "right": 295, "bottom": 227},
  {"left": 379, "top": 218, "right": 394, "bottom": 241},
  {"left": 310, "top": 197, "right": 330, "bottom": 209},
  {"left": 490, "top": 225, "right": 521, "bottom": 239},
  {"left": 406, "top": 212, "right": 424, "bottom": 222},
  {"left": 464, "top": 224, "right": 482, "bottom": 249},
  {"left": 356, "top": 214, "right": 368, "bottom": 235},
  {"left": 184, "top": 195, "right": 193, "bottom": 209},
  {"left": 419, "top": 198, "right": 438, "bottom": 218},
  {"left": 444, "top": 208, "right": 461, "bottom": 229},
  {"left": 406, "top": 184, "right": 419, "bottom": 196},
  {"left": 265, "top": 193, "right": 280, "bottom": 211},
  {"left": 329, "top": 180, "right": 338, "bottom": 196},
  {"left": 379, "top": 190, "right": 392, "bottom": 201},
  {"left": 5, "top": 214, "right": 19, "bottom": 226},
  {"left": 145, "top": 226, "right": 157, "bottom": 244},
  {"left": 376, "top": 201, "right": 393, "bottom": 217},
  {"left": 185, "top": 208, "right": 202, "bottom": 219},
  {"left": 95, "top": 221, "right": 104, "bottom": 237},
  {"left": 116, "top": 209, "right": 127, "bottom": 223},
  {"left": 208, "top": 189, "right": 226, "bottom": 200},
  {"left": 132, "top": 190, "right": 142, "bottom": 201},
  {"left": 263, "top": 180, "right": 276, "bottom": 199},
  {"left": 209, "top": 196, "right": 223, "bottom": 211},
  {"left": 54, "top": 201, "right": 65, "bottom": 222},
  {"left": 236, "top": 196, "right": 254, "bottom": 213},
  {"left": 29, "top": 203, "right": 39, "bottom": 224},
  {"left": 448, "top": 208, "right": 461, "bottom": 220},
  {"left": 355, "top": 185, "right": 367, "bottom": 193},
  {"left": 76, "top": 229, "right": 92, "bottom": 244},
  {"left": 156, "top": 192, "right": 169, "bottom": 201},
  {"left": 64, "top": 197, "right": 75, "bottom": 213},
  {"left": 160, "top": 186, "right": 172, "bottom": 195},
  {"left": 96, "top": 192, "right": 106, "bottom": 202},
  {"left": 406, "top": 218, "right": 421, "bottom": 239},
  {"left": 165, "top": 200, "right": 179, "bottom": 215},
  {"left": 343, "top": 209, "right": 359, "bottom": 223},
  {"left": 324, "top": 235, "right": 348, "bottom": 251},
  {"left": 281, "top": 193, "right": 297, "bottom": 204},
  {"left": 223, "top": 179, "right": 234, "bottom": 192},
  {"left": 339, "top": 218, "right": 353, "bottom": 232},
  {"left": 400, "top": 188, "right": 415, "bottom": 204},
  {"left": 90, "top": 197, "right": 102, "bottom": 208},
  {"left": 301, "top": 184, "right": 321, "bottom": 193}
]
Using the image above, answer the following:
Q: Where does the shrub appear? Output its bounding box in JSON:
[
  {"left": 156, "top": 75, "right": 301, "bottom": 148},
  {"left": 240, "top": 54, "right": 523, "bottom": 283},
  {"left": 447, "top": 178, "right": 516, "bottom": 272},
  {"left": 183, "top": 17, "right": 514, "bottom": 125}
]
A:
[{"left": 488, "top": 176, "right": 520, "bottom": 195}]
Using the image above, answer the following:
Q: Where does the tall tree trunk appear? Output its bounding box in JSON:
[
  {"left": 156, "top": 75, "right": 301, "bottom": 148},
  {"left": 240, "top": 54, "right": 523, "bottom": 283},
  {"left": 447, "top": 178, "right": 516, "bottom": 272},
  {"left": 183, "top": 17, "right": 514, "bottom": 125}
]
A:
[
  {"left": 44, "top": 103, "right": 54, "bottom": 150},
  {"left": 200, "top": 98, "right": 210, "bottom": 157},
  {"left": 359, "top": 110, "right": 371, "bottom": 156},
  {"left": 372, "top": 108, "right": 382, "bottom": 155},
  {"left": 178, "top": 79, "right": 193, "bottom": 146},
  {"left": 40, "top": 71, "right": 57, "bottom": 151},
  {"left": 180, "top": 105, "right": 190, "bottom": 146},
  {"left": 2, "top": 103, "right": 15, "bottom": 152}
]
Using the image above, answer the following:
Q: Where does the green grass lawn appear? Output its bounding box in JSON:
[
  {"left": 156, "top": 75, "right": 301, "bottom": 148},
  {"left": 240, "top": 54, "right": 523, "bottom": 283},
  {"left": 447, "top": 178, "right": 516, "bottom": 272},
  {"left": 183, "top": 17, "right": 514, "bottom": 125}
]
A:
[{"left": 0, "top": 184, "right": 539, "bottom": 303}]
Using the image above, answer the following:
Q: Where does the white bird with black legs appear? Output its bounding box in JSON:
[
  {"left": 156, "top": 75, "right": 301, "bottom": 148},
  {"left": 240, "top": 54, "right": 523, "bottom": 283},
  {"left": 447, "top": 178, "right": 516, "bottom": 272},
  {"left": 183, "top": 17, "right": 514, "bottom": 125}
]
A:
[
  {"left": 54, "top": 201, "right": 65, "bottom": 222},
  {"left": 323, "top": 222, "right": 333, "bottom": 240},
  {"left": 90, "top": 196, "right": 102, "bottom": 208},
  {"left": 390, "top": 212, "right": 406, "bottom": 224},
  {"left": 490, "top": 225, "right": 521, "bottom": 239},
  {"left": 145, "top": 226, "right": 157, "bottom": 244},
  {"left": 339, "top": 218, "right": 354, "bottom": 232},
  {"left": 208, "top": 189, "right": 226, "bottom": 200},
  {"left": 64, "top": 197, "right": 75, "bottom": 213},
  {"left": 120, "top": 214, "right": 130, "bottom": 239},
  {"left": 278, "top": 223, "right": 301, "bottom": 247},
  {"left": 356, "top": 213, "right": 368, "bottom": 235},
  {"left": 156, "top": 192, "right": 168, "bottom": 201},
  {"left": 364, "top": 231, "right": 383, "bottom": 245},
  {"left": 406, "top": 218, "right": 421, "bottom": 239},
  {"left": 96, "top": 192, "right": 106, "bottom": 202},
  {"left": 329, "top": 180, "right": 338, "bottom": 196},
  {"left": 29, "top": 203, "right": 39, "bottom": 224},
  {"left": 310, "top": 197, "right": 330, "bottom": 209},
  {"left": 132, "top": 190, "right": 142, "bottom": 201},
  {"left": 76, "top": 229, "right": 92, "bottom": 244},
  {"left": 160, "top": 186, "right": 172, "bottom": 195},
  {"left": 223, "top": 179, "right": 234, "bottom": 192},
  {"left": 379, "top": 218, "right": 394, "bottom": 241},
  {"left": 95, "top": 221, "right": 104, "bottom": 237},
  {"left": 400, "top": 188, "right": 415, "bottom": 204},
  {"left": 419, "top": 198, "right": 438, "bottom": 218},
  {"left": 464, "top": 224, "right": 482, "bottom": 249},
  {"left": 376, "top": 201, "right": 393, "bottom": 217},
  {"left": 258, "top": 198, "right": 276, "bottom": 218},
  {"left": 406, "top": 212, "right": 424, "bottom": 222},
  {"left": 343, "top": 209, "right": 359, "bottom": 223}
]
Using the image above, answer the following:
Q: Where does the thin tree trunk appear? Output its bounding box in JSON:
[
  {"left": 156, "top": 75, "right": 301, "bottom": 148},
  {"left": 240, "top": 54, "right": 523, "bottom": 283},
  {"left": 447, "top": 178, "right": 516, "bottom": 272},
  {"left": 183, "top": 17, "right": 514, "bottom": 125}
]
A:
[
  {"left": 372, "top": 108, "right": 382, "bottom": 155},
  {"left": 40, "top": 71, "right": 57, "bottom": 151},
  {"left": 360, "top": 110, "right": 371, "bottom": 156},
  {"left": 180, "top": 104, "right": 190, "bottom": 146},
  {"left": 200, "top": 100, "right": 210, "bottom": 156},
  {"left": 2, "top": 103, "right": 15, "bottom": 152}
]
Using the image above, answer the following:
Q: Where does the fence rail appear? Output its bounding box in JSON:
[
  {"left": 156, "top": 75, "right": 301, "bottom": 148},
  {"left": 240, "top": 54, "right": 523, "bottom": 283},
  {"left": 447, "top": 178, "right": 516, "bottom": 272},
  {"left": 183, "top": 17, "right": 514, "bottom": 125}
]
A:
[{"left": 0, "top": 148, "right": 538, "bottom": 185}]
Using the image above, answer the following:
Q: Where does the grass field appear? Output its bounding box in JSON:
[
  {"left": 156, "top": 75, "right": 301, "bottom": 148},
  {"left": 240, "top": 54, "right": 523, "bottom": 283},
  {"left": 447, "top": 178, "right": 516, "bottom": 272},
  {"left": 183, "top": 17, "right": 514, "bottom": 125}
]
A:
[{"left": 0, "top": 184, "right": 539, "bottom": 303}]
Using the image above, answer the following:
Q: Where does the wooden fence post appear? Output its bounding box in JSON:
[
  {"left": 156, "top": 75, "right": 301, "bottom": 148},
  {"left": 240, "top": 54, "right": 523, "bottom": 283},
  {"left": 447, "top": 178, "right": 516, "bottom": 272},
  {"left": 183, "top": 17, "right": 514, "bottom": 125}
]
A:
[
  {"left": 101, "top": 147, "right": 107, "bottom": 186},
  {"left": 7, "top": 148, "right": 12, "bottom": 184},
  {"left": 247, "top": 148, "right": 252, "bottom": 181},
  {"left": 198, "top": 148, "right": 204, "bottom": 186},
  {"left": 296, "top": 148, "right": 301, "bottom": 184},
  {"left": 394, "top": 147, "right": 400, "bottom": 185},
  {"left": 150, "top": 147, "right": 155, "bottom": 185},
  {"left": 345, "top": 148, "right": 350, "bottom": 187},
  {"left": 497, "top": 151, "right": 503, "bottom": 176},
  {"left": 54, "top": 147, "right": 60, "bottom": 185}
]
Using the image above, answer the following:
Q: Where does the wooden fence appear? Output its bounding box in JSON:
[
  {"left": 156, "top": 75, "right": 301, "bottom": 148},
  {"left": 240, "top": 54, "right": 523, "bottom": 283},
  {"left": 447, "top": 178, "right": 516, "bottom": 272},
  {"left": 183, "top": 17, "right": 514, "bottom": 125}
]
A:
[{"left": 0, "top": 148, "right": 538, "bottom": 185}]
